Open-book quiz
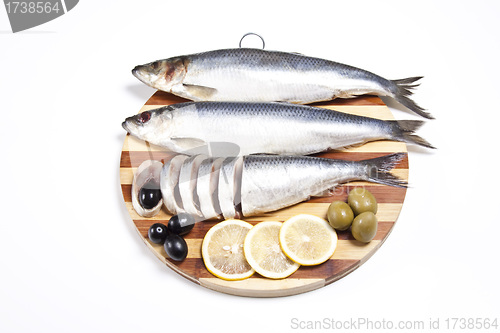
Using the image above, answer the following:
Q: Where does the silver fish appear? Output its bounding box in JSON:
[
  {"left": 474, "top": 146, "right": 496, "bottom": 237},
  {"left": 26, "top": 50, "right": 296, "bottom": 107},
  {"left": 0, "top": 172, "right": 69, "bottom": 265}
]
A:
[
  {"left": 160, "top": 153, "right": 406, "bottom": 219},
  {"left": 132, "top": 48, "right": 432, "bottom": 119},
  {"left": 122, "top": 102, "right": 434, "bottom": 156}
]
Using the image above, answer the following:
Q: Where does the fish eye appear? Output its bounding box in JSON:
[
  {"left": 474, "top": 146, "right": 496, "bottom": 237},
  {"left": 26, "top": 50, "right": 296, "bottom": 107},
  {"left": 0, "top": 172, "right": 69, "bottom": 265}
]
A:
[{"left": 139, "top": 111, "right": 151, "bottom": 123}]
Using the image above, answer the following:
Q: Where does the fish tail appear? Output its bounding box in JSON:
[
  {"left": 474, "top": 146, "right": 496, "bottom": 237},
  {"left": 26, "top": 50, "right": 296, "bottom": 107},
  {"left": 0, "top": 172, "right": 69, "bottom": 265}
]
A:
[
  {"left": 388, "top": 120, "right": 436, "bottom": 149},
  {"left": 360, "top": 153, "right": 408, "bottom": 188},
  {"left": 391, "top": 76, "right": 434, "bottom": 119}
]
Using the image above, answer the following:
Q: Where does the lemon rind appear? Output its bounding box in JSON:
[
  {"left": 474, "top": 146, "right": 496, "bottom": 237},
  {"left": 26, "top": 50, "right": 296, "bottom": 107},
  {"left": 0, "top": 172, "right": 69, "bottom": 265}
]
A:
[
  {"left": 201, "top": 219, "right": 255, "bottom": 281},
  {"left": 244, "top": 221, "right": 300, "bottom": 279},
  {"left": 279, "top": 214, "right": 338, "bottom": 266}
]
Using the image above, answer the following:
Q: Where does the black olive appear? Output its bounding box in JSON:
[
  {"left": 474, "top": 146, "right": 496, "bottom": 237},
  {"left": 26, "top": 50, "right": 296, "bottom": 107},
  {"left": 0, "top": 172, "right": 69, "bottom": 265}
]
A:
[
  {"left": 139, "top": 179, "right": 161, "bottom": 210},
  {"left": 164, "top": 234, "right": 188, "bottom": 261},
  {"left": 148, "top": 223, "right": 169, "bottom": 244},
  {"left": 167, "top": 213, "right": 196, "bottom": 236}
]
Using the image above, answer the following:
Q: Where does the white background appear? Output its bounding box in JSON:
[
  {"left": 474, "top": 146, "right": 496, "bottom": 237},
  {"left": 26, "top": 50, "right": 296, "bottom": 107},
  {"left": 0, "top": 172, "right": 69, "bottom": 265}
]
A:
[{"left": 1, "top": 1, "right": 499, "bottom": 332}]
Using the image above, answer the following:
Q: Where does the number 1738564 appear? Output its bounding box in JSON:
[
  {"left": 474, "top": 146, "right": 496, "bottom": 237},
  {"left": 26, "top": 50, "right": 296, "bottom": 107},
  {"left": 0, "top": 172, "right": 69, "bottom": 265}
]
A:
[
  {"left": 5, "top": 1, "right": 61, "bottom": 14},
  {"left": 445, "top": 318, "right": 498, "bottom": 330}
]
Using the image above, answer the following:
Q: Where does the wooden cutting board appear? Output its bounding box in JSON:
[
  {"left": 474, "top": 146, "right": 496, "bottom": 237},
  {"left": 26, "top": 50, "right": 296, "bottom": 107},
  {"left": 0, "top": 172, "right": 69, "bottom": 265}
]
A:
[{"left": 120, "top": 91, "right": 408, "bottom": 297}]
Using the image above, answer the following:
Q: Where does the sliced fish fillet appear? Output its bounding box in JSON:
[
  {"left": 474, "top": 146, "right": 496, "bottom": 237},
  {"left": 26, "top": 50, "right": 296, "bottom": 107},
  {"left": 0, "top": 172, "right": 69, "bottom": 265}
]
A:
[
  {"left": 197, "top": 157, "right": 224, "bottom": 219},
  {"left": 218, "top": 156, "right": 243, "bottom": 219},
  {"left": 178, "top": 154, "right": 207, "bottom": 217},
  {"left": 160, "top": 155, "right": 188, "bottom": 215}
]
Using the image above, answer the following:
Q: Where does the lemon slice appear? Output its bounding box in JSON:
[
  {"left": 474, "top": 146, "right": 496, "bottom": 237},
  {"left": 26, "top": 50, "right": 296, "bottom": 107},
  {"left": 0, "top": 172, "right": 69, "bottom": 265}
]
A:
[
  {"left": 244, "top": 221, "right": 300, "bottom": 279},
  {"left": 201, "top": 219, "right": 255, "bottom": 280},
  {"left": 280, "top": 214, "right": 338, "bottom": 266}
]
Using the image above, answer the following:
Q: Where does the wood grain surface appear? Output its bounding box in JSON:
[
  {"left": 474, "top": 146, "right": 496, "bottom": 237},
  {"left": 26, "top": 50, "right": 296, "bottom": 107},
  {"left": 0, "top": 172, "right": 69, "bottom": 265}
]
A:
[{"left": 119, "top": 91, "right": 408, "bottom": 297}]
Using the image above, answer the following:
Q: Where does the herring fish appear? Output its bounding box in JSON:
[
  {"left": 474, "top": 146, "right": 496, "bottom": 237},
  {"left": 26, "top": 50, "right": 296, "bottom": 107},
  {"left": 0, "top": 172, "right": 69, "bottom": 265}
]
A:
[
  {"left": 160, "top": 153, "right": 407, "bottom": 219},
  {"left": 122, "top": 102, "right": 434, "bottom": 156},
  {"left": 132, "top": 48, "right": 432, "bottom": 119}
]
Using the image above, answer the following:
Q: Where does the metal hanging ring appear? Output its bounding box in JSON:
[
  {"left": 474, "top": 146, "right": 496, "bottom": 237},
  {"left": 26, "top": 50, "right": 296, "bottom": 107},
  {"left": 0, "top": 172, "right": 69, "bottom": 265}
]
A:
[{"left": 239, "top": 32, "right": 265, "bottom": 49}]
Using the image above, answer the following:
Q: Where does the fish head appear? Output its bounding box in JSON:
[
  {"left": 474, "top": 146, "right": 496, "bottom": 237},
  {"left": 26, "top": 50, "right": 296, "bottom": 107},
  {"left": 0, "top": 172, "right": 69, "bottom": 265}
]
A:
[
  {"left": 122, "top": 107, "right": 175, "bottom": 147},
  {"left": 132, "top": 57, "right": 186, "bottom": 91}
]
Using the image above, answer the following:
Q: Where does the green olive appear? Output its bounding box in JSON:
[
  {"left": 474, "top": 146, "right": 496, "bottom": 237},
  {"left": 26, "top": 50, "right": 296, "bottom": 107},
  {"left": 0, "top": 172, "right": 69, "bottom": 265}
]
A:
[
  {"left": 327, "top": 201, "right": 354, "bottom": 231},
  {"left": 347, "top": 188, "right": 378, "bottom": 216},
  {"left": 351, "top": 212, "right": 378, "bottom": 243}
]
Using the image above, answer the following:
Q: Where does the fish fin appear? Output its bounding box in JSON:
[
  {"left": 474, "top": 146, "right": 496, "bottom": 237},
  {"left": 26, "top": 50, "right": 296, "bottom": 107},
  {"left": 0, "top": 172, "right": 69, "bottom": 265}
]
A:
[
  {"left": 171, "top": 137, "right": 207, "bottom": 150},
  {"left": 388, "top": 120, "right": 436, "bottom": 149},
  {"left": 329, "top": 141, "right": 367, "bottom": 151},
  {"left": 391, "top": 76, "right": 434, "bottom": 119},
  {"left": 171, "top": 140, "right": 242, "bottom": 157},
  {"left": 182, "top": 84, "right": 218, "bottom": 100},
  {"left": 249, "top": 153, "right": 280, "bottom": 156},
  {"left": 362, "top": 153, "right": 408, "bottom": 188},
  {"left": 311, "top": 187, "right": 339, "bottom": 197}
]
